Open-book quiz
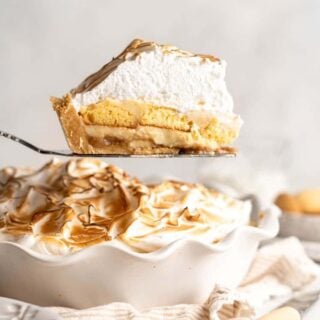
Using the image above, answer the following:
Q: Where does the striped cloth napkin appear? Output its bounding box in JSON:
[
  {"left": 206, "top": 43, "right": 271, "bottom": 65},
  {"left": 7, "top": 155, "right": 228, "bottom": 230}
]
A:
[{"left": 51, "top": 237, "right": 319, "bottom": 320}]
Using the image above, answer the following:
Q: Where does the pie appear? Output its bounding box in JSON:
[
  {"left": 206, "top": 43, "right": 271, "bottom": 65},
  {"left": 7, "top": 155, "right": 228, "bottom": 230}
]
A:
[
  {"left": 0, "top": 158, "right": 251, "bottom": 254},
  {"left": 52, "top": 39, "right": 242, "bottom": 154}
]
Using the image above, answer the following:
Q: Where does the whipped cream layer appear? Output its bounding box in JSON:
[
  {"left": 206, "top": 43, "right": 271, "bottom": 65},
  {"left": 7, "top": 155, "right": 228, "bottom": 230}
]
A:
[
  {"left": 71, "top": 40, "right": 234, "bottom": 115},
  {"left": 0, "top": 159, "right": 251, "bottom": 255}
]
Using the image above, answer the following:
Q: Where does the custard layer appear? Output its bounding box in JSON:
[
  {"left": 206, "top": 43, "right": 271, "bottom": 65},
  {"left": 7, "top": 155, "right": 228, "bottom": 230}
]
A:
[
  {"left": 79, "top": 98, "right": 240, "bottom": 147},
  {"left": 52, "top": 95, "right": 240, "bottom": 154}
]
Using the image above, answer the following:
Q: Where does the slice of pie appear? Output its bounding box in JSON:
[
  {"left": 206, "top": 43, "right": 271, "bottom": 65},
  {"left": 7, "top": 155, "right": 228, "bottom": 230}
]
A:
[{"left": 52, "top": 39, "right": 242, "bottom": 154}]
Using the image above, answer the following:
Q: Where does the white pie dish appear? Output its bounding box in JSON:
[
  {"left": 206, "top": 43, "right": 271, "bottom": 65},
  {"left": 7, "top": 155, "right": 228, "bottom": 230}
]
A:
[{"left": 0, "top": 201, "right": 280, "bottom": 310}]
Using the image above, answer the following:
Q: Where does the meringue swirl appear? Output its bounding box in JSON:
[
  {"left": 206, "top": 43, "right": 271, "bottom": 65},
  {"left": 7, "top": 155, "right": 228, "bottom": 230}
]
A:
[{"left": 0, "top": 159, "right": 251, "bottom": 255}]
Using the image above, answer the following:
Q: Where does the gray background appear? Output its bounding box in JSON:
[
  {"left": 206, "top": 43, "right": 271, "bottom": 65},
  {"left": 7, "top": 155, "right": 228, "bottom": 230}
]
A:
[{"left": 0, "top": 0, "right": 319, "bottom": 191}]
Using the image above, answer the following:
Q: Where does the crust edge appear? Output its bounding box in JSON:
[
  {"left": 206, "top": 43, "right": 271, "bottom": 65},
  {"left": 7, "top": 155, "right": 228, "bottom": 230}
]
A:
[{"left": 51, "top": 94, "right": 93, "bottom": 153}]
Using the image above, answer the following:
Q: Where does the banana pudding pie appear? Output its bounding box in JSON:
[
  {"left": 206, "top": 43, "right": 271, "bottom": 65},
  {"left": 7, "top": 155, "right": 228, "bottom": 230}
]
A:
[
  {"left": 52, "top": 39, "right": 242, "bottom": 154},
  {"left": 0, "top": 159, "right": 251, "bottom": 255}
]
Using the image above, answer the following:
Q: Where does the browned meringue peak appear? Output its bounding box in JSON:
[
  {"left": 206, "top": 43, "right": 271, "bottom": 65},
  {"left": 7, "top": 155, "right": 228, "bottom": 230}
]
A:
[
  {"left": 0, "top": 159, "right": 251, "bottom": 254},
  {"left": 70, "top": 38, "right": 220, "bottom": 96},
  {"left": 120, "top": 181, "right": 251, "bottom": 253},
  {"left": 0, "top": 159, "right": 147, "bottom": 249}
]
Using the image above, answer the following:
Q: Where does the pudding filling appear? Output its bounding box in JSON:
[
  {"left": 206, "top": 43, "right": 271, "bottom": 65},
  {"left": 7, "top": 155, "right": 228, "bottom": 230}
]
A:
[{"left": 76, "top": 98, "right": 241, "bottom": 153}]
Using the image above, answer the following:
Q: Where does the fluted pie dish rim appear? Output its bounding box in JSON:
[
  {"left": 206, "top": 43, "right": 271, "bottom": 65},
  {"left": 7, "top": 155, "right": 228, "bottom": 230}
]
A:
[{"left": 0, "top": 201, "right": 280, "bottom": 262}]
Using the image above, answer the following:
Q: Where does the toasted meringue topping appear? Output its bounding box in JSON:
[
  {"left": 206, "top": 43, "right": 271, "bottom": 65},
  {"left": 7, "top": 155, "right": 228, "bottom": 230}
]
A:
[
  {"left": 0, "top": 159, "right": 251, "bottom": 255},
  {"left": 119, "top": 181, "right": 251, "bottom": 252},
  {"left": 71, "top": 39, "right": 234, "bottom": 115}
]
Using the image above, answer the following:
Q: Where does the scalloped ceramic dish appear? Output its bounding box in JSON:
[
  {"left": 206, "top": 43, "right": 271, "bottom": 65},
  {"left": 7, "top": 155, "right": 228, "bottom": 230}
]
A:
[{"left": 0, "top": 204, "right": 280, "bottom": 310}]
